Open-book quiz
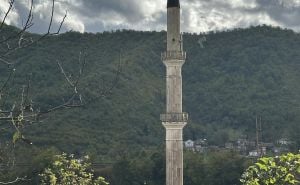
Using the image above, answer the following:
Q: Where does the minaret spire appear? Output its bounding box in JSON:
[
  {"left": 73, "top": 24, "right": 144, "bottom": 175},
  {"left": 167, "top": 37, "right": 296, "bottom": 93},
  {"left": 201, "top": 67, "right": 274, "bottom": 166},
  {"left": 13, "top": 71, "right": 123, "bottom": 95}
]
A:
[{"left": 161, "top": 0, "right": 188, "bottom": 185}]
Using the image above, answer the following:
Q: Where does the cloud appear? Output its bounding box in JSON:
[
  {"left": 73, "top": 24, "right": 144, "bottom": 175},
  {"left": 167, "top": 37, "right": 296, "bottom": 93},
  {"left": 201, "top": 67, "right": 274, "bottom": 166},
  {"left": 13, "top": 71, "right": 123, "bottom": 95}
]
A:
[
  {"left": 181, "top": 0, "right": 279, "bottom": 32},
  {"left": 256, "top": 0, "right": 300, "bottom": 30},
  {"left": 0, "top": 0, "right": 20, "bottom": 25},
  {"left": 0, "top": 0, "right": 76, "bottom": 33},
  {"left": 0, "top": 0, "right": 300, "bottom": 33},
  {"left": 68, "top": 0, "right": 166, "bottom": 32}
]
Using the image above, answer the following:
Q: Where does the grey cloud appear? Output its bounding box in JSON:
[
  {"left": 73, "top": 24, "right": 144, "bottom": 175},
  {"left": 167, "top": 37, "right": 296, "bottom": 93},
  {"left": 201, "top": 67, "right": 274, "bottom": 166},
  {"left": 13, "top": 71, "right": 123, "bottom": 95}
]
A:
[
  {"left": 2, "top": 0, "right": 71, "bottom": 33},
  {"left": 256, "top": 0, "right": 300, "bottom": 28},
  {"left": 55, "top": 0, "right": 166, "bottom": 32},
  {"left": 1, "top": 0, "right": 300, "bottom": 33},
  {"left": 76, "top": 0, "right": 145, "bottom": 23},
  {"left": 181, "top": 0, "right": 300, "bottom": 32},
  {"left": 181, "top": 0, "right": 260, "bottom": 32}
]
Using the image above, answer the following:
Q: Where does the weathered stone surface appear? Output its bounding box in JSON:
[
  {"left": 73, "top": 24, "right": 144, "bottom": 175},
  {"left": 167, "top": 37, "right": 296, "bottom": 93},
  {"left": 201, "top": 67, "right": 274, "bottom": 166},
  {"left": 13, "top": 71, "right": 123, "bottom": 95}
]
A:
[
  {"left": 167, "top": 8, "right": 181, "bottom": 52},
  {"left": 161, "top": 1, "right": 187, "bottom": 185},
  {"left": 164, "top": 123, "right": 186, "bottom": 185}
]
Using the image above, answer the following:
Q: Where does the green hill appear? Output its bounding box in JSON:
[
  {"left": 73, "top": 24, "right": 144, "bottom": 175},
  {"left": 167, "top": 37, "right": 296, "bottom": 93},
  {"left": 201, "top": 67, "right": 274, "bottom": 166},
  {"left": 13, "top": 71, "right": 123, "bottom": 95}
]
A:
[{"left": 1, "top": 25, "right": 299, "bottom": 161}]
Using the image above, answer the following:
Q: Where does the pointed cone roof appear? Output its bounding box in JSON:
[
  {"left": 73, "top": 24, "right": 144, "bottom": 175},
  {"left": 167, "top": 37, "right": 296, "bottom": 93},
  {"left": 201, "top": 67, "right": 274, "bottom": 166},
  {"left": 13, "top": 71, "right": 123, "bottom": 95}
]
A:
[{"left": 167, "top": 0, "right": 180, "bottom": 8}]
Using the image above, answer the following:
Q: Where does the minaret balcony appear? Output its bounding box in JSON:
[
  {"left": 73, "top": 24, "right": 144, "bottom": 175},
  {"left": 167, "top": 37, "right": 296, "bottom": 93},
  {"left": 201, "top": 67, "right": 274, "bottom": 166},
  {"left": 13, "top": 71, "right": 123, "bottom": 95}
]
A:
[
  {"left": 160, "top": 112, "right": 188, "bottom": 122},
  {"left": 161, "top": 51, "right": 186, "bottom": 61}
]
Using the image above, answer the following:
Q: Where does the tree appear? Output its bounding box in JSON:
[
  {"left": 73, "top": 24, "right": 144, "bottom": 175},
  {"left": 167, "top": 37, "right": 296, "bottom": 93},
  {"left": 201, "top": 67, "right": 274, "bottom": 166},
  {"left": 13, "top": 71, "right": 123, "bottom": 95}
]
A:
[
  {"left": 240, "top": 152, "right": 300, "bottom": 185},
  {"left": 0, "top": 0, "right": 69, "bottom": 183},
  {"left": 39, "top": 153, "right": 109, "bottom": 185},
  {"left": 0, "top": 0, "right": 121, "bottom": 142},
  {"left": 0, "top": 0, "right": 68, "bottom": 141},
  {"left": 0, "top": 1, "right": 120, "bottom": 184},
  {"left": 184, "top": 150, "right": 249, "bottom": 185}
]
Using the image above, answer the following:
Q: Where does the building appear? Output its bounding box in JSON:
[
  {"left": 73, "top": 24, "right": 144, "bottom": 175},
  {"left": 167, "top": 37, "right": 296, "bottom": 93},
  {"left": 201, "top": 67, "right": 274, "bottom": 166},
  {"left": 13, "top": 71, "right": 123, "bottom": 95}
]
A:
[
  {"left": 225, "top": 142, "right": 234, "bottom": 150},
  {"left": 160, "top": 0, "right": 188, "bottom": 185},
  {"left": 184, "top": 140, "right": 194, "bottom": 149},
  {"left": 249, "top": 150, "right": 259, "bottom": 157},
  {"left": 277, "top": 138, "right": 292, "bottom": 145}
]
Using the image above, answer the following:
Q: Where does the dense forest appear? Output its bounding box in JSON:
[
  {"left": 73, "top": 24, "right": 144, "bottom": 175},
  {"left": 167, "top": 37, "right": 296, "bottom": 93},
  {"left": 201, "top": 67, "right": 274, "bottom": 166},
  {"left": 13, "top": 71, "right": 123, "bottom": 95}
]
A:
[{"left": 0, "top": 25, "right": 299, "bottom": 184}]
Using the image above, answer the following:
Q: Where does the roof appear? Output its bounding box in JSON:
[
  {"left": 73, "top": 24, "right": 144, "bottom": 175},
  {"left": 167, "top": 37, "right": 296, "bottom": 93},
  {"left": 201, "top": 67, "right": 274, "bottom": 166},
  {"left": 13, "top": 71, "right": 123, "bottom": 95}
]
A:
[
  {"left": 185, "top": 140, "right": 194, "bottom": 143},
  {"left": 167, "top": 0, "right": 180, "bottom": 8}
]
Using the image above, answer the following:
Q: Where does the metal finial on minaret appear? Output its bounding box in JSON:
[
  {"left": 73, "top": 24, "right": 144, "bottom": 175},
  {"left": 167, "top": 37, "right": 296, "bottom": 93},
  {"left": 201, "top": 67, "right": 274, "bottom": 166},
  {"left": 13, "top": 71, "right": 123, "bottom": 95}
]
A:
[
  {"left": 167, "top": 0, "right": 180, "bottom": 8},
  {"left": 160, "top": 0, "right": 188, "bottom": 185}
]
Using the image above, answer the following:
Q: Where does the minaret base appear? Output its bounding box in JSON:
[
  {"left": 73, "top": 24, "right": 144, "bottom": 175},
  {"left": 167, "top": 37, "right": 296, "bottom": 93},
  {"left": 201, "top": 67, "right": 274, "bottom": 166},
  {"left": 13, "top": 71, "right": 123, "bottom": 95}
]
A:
[{"left": 163, "top": 122, "right": 186, "bottom": 185}]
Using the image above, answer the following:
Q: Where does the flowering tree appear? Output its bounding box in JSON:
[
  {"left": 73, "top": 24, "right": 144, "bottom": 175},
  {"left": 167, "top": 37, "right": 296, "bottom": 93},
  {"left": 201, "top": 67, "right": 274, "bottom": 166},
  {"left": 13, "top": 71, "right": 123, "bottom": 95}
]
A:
[
  {"left": 240, "top": 152, "right": 300, "bottom": 185},
  {"left": 40, "top": 153, "right": 109, "bottom": 185}
]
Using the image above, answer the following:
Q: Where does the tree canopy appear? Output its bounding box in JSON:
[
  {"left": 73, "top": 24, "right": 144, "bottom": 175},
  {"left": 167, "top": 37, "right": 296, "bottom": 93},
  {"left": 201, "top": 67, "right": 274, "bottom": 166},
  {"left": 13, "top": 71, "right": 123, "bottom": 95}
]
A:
[
  {"left": 40, "top": 153, "right": 109, "bottom": 185},
  {"left": 241, "top": 152, "right": 300, "bottom": 185}
]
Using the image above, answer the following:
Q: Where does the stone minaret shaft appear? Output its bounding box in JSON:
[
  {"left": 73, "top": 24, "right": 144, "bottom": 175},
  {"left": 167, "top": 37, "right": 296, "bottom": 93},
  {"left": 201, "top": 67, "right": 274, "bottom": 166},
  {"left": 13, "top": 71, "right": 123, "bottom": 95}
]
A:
[{"left": 160, "top": 0, "right": 188, "bottom": 185}]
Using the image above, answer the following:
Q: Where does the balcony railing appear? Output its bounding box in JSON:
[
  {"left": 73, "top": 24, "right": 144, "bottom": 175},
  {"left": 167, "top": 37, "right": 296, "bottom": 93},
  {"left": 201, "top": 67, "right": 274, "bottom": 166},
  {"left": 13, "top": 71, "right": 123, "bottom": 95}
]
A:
[
  {"left": 160, "top": 112, "right": 188, "bottom": 122},
  {"left": 161, "top": 51, "right": 186, "bottom": 61}
]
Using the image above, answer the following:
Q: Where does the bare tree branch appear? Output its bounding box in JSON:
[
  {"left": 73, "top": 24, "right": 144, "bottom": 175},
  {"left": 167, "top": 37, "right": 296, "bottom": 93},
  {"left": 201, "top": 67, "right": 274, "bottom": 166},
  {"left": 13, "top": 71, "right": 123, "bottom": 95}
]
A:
[
  {"left": 0, "top": 51, "right": 87, "bottom": 127},
  {"left": 57, "top": 51, "right": 86, "bottom": 93},
  {"left": 0, "top": 0, "right": 123, "bottom": 151},
  {"left": 0, "top": 68, "right": 15, "bottom": 93},
  {"left": 0, "top": 0, "right": 69, "bottom": 132},
  {"left": 0, "top": 0, "right": 34, "bottom": 44},
  {"left": 0, "top": 57, "right": 13, "bottom": 65},
  {"left": 0, "top": 0, "right": 67, "bottom": 58},
  {"left": 0, "top": 0, "right": 15, "bottom": 31},
  {"left": 94, "top": 52, "right": 122, "bottom": 98},
  {"left": 0, "top": 176, "right": 29, "bottom": 184}
]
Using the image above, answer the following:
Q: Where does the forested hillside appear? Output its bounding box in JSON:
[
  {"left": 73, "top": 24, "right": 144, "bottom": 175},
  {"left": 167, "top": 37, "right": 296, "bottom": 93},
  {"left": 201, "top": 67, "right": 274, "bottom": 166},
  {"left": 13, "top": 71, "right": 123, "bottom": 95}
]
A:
[{"left": 0, "top": 25, "right": 299, "bottom": 162}]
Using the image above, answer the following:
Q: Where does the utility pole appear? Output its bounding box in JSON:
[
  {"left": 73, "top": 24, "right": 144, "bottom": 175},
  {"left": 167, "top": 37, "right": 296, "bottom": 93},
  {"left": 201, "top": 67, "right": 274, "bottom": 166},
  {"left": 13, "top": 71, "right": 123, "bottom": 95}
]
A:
[
  {"left": 256, "top": 116, "right": 263, "bottom": 157},
  {"left": 256, "top": 116, "right": 260, "bottom": 156}
]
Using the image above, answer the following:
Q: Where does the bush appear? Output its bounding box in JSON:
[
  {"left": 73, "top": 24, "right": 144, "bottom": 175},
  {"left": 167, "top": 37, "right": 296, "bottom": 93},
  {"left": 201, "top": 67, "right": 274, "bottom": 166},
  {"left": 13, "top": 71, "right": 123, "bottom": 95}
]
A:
[
  {"left": 39, "top": 153, "right": 109, "bottom": 185},
  {"left": 240, "top": 152, "right": 300, "bottom": 185}
]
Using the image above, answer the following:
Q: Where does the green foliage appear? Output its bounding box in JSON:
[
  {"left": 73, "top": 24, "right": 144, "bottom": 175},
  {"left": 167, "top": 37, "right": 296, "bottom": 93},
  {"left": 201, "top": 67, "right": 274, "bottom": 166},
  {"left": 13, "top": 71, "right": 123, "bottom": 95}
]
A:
[
  {"left": 1, "top": 26, "right": 300, "bottom": 184},
  {"left": 111, "top": 150, "right": 165, "bottom": 185},
  {"left": 184, "top": 150, "right": 250, "bottom": 185},
  {"left": 240, "top": 152, "right": 300, "bottom": 185},
  {"left": 39, "top": 153, "right": 109, "bottom": 185},
  {"left": 110, "top": 149, "right": 250, "bottom": 185},
  {"left": 0, "top": 25, "right": 299, "bottom": 161},
  {"left": 12, "top": 131, "right": 22, "bottom": 144},
  {"left": 0, "top": 145, "right": 60, "bottom": 185}
]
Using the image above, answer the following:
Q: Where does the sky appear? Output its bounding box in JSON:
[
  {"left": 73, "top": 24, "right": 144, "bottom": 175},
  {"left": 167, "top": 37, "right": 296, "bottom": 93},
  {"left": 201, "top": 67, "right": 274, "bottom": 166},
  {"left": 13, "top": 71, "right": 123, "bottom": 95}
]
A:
[{"left": 0, "top": 0, "right": 300, "bottom": 33}]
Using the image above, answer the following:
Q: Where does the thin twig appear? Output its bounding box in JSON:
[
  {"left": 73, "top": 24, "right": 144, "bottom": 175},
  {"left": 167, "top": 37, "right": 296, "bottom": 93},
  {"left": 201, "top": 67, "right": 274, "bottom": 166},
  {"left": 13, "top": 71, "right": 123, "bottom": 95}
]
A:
[
  {"left": 0, "top": 176, "right": 29, "bottom": 184},
  {"left": 0, "top": 0, "right": 67, "bottom": 57},
  {"left": 0, "top": 68, "right": 15, "bottom": 93},
  {"left": 0, "top": 57, "right": 13, "bottom": 65},
  {"left": 0, "top": 0, "right": 15, "bottom": 30}
]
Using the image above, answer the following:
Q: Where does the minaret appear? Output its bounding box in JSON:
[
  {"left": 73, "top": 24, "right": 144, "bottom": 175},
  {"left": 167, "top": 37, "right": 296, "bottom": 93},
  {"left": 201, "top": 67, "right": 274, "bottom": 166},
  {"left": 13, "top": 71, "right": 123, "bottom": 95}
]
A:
[{"left": 160, "top": 0, "right": 188, "bottom": 185}]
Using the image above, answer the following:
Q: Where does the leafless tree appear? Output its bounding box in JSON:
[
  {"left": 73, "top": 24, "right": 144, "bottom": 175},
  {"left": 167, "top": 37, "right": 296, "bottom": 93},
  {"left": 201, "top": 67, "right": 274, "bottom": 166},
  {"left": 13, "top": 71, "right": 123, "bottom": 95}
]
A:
[
  {"left": 0, "top": 0, "right": 67, "bottom": 143},
  {"left": 0, "top": 0, "right": 67, "bottom": 183},
  {"left": 0, "top": 0, "right": 122, "bottom": 184},
  {"left": 0, "top": 0, "right": 66, "bottom": 64},
  {"left": 0, "top": 0, "right": 121, "bottom": 142}
]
